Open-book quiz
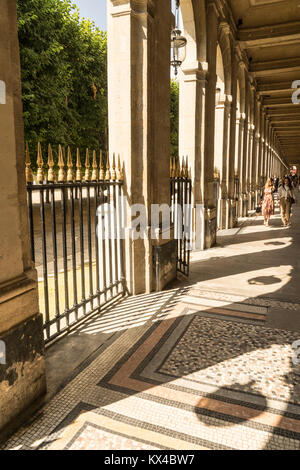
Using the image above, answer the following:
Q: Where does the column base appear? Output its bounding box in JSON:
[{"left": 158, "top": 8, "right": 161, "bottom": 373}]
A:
[
  {"left": 0, "top": 312, "right": 46, "bottom": 443},
  {"left": 248, "top": 191, "right": 256, "bottom": 211},
  {"left": 218, "top": 198, "right": 227, "bottom": 230},
  {"left": 152, "top": 226, "right": 177, "bottom": 291},
  {"left": 228, "top": 199, "right": 238, "bottom": 228},
  {"left": 205, "top": 207, "right": 217, "bottom": 249},
  {"left": 240, "top": 194, "right": 248, "bottom": 217},
  {"left": 255, "top": 189, "right": 261, "bottom": 207}
]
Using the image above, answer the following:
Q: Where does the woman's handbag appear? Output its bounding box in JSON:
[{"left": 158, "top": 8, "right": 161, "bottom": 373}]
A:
[{"left": 256, "top": 198, "right": 263, "bottom": 213}]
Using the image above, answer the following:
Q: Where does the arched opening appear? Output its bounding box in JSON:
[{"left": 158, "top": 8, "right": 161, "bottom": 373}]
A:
[
  {"left": 235, "top": 80, "right": 241, "bottom": 174},
  {"left": 179, "top": 0, "right": 208, "bottom": 163},
  {"left": 180, "top": 0, "right": 206, "bottom": 63},
  {"left": 177, "top": 0, "right": 207, "bottom": 250}
]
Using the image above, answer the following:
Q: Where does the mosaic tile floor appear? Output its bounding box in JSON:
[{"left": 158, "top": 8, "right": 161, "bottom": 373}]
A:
[
  {"left": 2, "top": 290, "right": 300, "bottom": 451},
  {"left": 3, "top": 203, "right": 300, "bottom": 451}
]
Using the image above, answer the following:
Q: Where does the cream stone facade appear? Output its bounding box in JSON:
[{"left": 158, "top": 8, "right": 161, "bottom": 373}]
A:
[{"left": 0, "top": 0, "right": 46, "bottom": 442}]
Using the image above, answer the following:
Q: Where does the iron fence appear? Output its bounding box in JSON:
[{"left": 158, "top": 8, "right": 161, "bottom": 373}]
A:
[
  {"left": 26, "top": 143, "right": 126, "bottom": 343},
  {"left": 170, "top": 158, "right": 192, "bottom": 276}
]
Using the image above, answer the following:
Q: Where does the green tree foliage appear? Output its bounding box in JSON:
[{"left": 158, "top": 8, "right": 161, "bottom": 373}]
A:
[
  {"left": 16, "top": 0, "right": 107, "bottom": 163},
  {"left": 170, "top": 79, "right": 179, "bottom": 160}
]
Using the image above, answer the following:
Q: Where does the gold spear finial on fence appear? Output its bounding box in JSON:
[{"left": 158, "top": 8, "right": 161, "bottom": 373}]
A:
[
  {"left": 116, "top": 154, "right": 123, "bottom": 181},
  {"left": 170, "top": 158, "right": 175, "bottom": 178},
  {"left": 173, "top": 158, "right": 176, "bottom": 178},
  {"left": 58, "top": 144, "right": 66, "bottom": 182},
  {"left": 85, "top": 148, "right": 90, "bottom": 181},
  {"left": 76, "top": 148, "right": 82, "bottom": 181},
  {"left": 25, "top": 142, "right": 33, "bottom": 183},
  {"left": 181, "top": 157, "right": 186, "bottom": 178},
  {"left": 105, "top": 152, "right": 111, "bottom": 181},
  {"left": 99, "top": 150, "right": 105, "bottom": 181},
  {"left": 185, "top": 156, "right": 189, "bottom": 179},
  {"left": 67, "top": 146, "right": 74, "bottom": 182},
  {"left": 91, "top": 150, "right": 98, "bottom": 181},
  {"left": 36, "top": 142, "right": 44, "bottom": 184},
  {"left": 47, "top": 144, "right": 55, "bottom": 182},
  {"left": 111, "top": 153, "right": 116, "bottom": 181}
]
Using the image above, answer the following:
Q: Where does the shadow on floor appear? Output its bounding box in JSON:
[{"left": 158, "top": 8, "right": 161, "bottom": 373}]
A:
[{"left": 3, "top": 198, "right": 300, "bottom": 450}]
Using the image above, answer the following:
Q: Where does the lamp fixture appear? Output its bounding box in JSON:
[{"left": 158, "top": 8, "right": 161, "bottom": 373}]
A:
[{"left": 171, "top": 0, "right": 187, "bottom": 77}]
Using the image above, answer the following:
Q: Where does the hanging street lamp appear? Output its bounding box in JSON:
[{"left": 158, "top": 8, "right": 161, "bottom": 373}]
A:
[{"left": 171, "top": 0, "right": 187, "bottom": 77}]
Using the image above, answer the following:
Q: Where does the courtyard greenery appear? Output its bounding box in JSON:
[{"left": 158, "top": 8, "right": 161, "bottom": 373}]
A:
[
  {"left": 170, "top": 79, "right": 179, "bottom": 160},
  {"left": 16, "top": 0, "right": 107, "bottom": 163}
]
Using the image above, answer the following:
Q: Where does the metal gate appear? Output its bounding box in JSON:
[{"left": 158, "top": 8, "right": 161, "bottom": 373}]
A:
[
  {"left": 170, "top": 158, "right": 192, "bottom": 276},
  {"left": 26, "top": 143, "right": 126, "bottom": 343}
]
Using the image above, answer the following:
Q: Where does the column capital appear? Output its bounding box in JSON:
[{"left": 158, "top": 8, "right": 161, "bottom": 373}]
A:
[
  {"left": 238, "top": 59, "right": 247, "bottom": 71},
  {"left": 110, "top": 0, "right": 155, "bottom": 18},
  {"left": 219, "top": 20, "right": 233, "bottom": 40},
  {"left": 181, "top": 61, "right": 208, "bottom": 76},
  {"left": 207, "top": 0, "right": 219, "bottom": 17}
]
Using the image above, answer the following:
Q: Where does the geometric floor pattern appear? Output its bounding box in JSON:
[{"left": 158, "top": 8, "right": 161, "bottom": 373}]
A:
[
  {"left": 2, "top": 288, "right": 300, "bottom": 451},
  {"left": 3, "top": 203, "right": 300, "bottom": 450}
]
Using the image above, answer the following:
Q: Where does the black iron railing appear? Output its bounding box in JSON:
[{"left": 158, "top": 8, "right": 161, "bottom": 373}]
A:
[
  {"left": 170, "top": 158, "right": 192, "bottom": 276},
  {"left": 26, "top": 144, "right": 126, "bottom": 343}
]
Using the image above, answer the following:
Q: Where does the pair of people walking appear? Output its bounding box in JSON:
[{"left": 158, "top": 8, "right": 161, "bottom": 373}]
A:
[
  {"left": 261, "top": 176, "right": 296, "bottom": 227},
  {"left": 278, "top": 177, "right": 296, "bottom": 227}
]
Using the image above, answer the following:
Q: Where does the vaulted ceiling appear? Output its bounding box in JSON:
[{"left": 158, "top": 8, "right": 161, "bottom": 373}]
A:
[{"left": 230, "top": 0, "right": 300, "bottom": 165}]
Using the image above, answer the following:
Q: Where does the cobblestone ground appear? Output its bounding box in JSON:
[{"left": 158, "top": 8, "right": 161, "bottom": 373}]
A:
[{"left": 2, "top": 198, "right": 300, "bottom": 450}]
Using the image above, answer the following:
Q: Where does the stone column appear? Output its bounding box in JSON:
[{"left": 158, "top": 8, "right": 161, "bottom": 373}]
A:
[
  {"left": 261, "top": 113, "right": 267, "bottom": 185},
  {"left": 107, "top": 0, "right": 176, "bottom": 294},
  {"left": 0, "top": 0, "right": 46, "bottom": 441},
  {"left": 251, "top": 96, "right": 260, "bottom": 209},
  {"left": 264, "top": 118, "right": 269, "bottom": 178},
  {"left": 237, "top": 113, "right": 245, "bottom": 217},
  {"left": 219, "top": 95, "right": 232, "bottom": 230},
  {"left": 255, "top": 100, "right": 262, "bottom": 206},
  {"left": 271, "top": 131, "right": 275, "bottom": 177},
  {"left": 203, "top": 0, "right": 219, "bottom": 248},
  {"left": 179, "top": 63, "right": 207, "bottom": 250},
  {"left": 267, "top": 121, "right": 272, "bottom": 178},
  {"left": 247, "top": 124, "right": 254, "bottom": 211},
  {"left": 258, "top": 107, "right": 264, "bottom": 193},
  {"left": 241, "top": 76, "right": 249, "bottom": 217},
  {"left": 214, "top": 92, "right": 225, "bottom": 229}
]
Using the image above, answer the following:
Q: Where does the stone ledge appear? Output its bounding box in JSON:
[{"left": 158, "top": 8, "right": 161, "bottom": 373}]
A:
[
  {"left": 0, "top": 271, "right": 39, "bottom": 333},
  {"left": 0, "top": 313, "right": 46, "bottom": 443}
]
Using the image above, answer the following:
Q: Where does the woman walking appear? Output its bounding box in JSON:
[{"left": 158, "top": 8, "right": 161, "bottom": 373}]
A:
[
  {"left": 262, "top": 178, "right": 274, "bottom": 227},
  {"left": 278, "top": 176, "right": 296, "bottom": 227}
]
